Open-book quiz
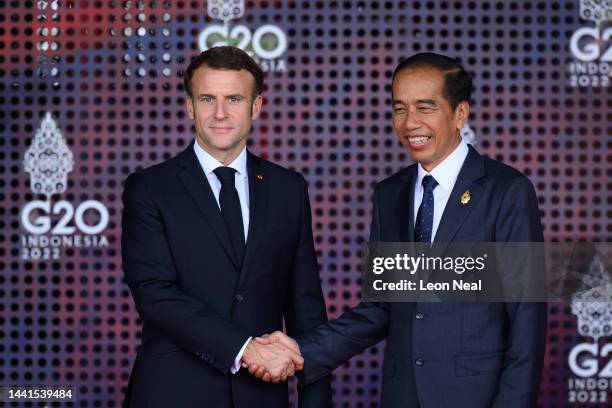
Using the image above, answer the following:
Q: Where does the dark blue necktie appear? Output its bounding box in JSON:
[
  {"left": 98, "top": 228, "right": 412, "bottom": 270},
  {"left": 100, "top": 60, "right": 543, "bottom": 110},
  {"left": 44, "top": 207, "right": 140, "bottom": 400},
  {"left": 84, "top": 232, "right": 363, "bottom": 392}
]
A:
[
  {"left": 213, "top": 167, "right": 245, "bottom": 266},
  {"left": 414, "top": 175, "right": 438, "bottom": 243}
]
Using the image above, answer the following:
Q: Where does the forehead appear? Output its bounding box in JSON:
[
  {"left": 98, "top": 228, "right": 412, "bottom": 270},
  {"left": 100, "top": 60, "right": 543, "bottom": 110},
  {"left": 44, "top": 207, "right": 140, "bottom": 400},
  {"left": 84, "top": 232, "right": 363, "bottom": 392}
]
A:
[
  {"left": 392, "top": 67, "right": 446, "bottom": 101},
  {"left": 191, "top": 66, "right": 254, "bottom": 94}
]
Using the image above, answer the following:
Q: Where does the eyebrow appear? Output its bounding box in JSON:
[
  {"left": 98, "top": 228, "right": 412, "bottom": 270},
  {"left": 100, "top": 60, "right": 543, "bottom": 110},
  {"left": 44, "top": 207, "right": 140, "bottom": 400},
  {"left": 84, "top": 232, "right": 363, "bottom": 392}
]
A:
[
  {"left": 416, "top": 99, "right": 437, "bottom": 106},
  {"left": 391, "top": 98, "right": 438, "bottom": 106},
  {"left": 195, "top": 93, "right": 246, "bottom": 99}
]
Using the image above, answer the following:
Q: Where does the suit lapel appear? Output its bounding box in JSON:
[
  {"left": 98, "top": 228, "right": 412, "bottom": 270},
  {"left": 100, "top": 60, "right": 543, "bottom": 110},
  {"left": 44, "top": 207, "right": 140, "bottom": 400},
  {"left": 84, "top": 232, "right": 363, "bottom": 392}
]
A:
[
  {"left": 238, "top": 151, "right": 269, "bottom": 288},
  {"left": 433, "top": 145, "right": 485, "bottom": 243},
  {"left": 176, "top": 144, "right": 240, "bottom": 271},
  {"left": 396, "top": 167, "right": 418, "bottom": 308},
  {"left": 398, "top": 166, "right": 417, "bottom": 242}
]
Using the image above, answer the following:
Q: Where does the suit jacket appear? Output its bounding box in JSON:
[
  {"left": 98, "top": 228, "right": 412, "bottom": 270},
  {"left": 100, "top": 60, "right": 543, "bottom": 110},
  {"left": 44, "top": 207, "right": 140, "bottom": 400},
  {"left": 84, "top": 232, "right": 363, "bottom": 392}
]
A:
[
  {"left": 121, "top": 143, "right": 331, "bottom": 408},
  {"left": 298, "top": 146, "right": 546, "bottom": 408}
]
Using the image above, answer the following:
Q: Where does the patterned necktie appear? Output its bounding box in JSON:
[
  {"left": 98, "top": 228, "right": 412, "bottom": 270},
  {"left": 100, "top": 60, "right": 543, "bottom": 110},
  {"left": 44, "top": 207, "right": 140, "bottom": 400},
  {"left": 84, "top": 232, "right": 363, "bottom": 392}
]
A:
[
  {"left": 213, "top": 166, "right": 245, "bottom": 266},
  {"left": 414, "top": 175, "right": 438, "bottom": 243}
]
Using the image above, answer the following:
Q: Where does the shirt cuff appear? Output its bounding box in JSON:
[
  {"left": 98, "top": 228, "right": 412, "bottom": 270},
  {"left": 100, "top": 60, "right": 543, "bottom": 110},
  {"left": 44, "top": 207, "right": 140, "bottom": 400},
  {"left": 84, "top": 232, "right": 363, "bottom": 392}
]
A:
[{"left": 231, "top": 336, "right": 252, "bottom": 374}]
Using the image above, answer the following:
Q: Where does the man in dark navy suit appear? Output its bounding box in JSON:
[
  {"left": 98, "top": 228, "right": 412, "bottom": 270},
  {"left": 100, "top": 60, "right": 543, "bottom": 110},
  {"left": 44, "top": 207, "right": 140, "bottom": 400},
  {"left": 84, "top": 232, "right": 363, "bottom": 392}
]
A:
[
  {"left": 250, "top": 53, "right": 546, "bottom": 407},
  {"left": 121, "top": 46, "right": 331, "bottom": 408}
]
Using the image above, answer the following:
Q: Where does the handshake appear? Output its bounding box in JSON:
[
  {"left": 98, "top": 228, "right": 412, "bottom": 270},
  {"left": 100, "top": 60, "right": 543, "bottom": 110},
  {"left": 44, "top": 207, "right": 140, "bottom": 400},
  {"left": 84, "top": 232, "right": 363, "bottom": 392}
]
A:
[{"left": 241, "top": 331, "right": 302, "bottom": 383}]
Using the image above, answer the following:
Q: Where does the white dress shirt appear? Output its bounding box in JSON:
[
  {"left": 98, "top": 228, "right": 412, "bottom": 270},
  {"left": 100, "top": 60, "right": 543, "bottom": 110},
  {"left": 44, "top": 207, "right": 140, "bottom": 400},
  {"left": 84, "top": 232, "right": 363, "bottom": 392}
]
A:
[
  {"left": 413, "top": 140, "right": 469, "bottom": 242},
  {"left": 193, "top": 140, "right": 250, "bottom": 240},
  {"left": 193, "top": 140, "right": 251, "bottom": 374}
]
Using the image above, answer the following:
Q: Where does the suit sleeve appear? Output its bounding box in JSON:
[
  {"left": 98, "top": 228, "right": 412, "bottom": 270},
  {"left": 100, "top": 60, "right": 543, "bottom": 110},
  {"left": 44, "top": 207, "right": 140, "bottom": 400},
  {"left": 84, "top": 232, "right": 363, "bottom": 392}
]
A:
[
  {"left": 296, "top": 186, "right": 390, "bottom": 386},
  {"left": 491, "top": 175, "right": 547, "bottom": 408},
  {"left": 121, "top": 172, "right": 250, "bottom": 374},
  {"left": 283, "top": 175, "right": 332, "bottom": 407}
]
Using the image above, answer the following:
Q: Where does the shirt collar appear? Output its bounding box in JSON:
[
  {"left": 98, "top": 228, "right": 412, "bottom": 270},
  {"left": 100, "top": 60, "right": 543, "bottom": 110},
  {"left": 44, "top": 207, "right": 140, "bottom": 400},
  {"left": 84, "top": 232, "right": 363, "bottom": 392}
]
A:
[
  {"left": 193, "top": 140, "right": 248, "bottom": 177},
  {"left": 416, "top": 139, "right": 469, "bottom": 193}
]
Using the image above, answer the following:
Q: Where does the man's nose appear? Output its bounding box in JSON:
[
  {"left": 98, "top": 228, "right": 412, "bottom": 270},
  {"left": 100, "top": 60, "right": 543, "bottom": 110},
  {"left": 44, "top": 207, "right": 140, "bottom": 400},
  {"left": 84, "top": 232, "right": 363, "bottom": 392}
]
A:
[
  {"left": 403, "top": 112, "right": 420, "bottom": 130},
  {"left": 214, "top": 101, "right": 227, "bottom": 119}
]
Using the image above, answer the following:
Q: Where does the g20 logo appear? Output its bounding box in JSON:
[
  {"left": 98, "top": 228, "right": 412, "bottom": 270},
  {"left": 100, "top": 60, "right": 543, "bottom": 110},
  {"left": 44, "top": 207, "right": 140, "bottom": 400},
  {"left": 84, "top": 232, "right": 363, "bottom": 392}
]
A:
[
  {"left": 568, "top": 343, "right": 612, "bottom": 403},
  {"left": 198, "top": 24, "right": 288, "bottom": 60},
  {"left": 570, "top": 27, "right": 612, "bottom": 62},
  {"left": 569, "top": 343, "right": 612, "bottom": 377},
  {"left": 21, "top": 200, "right": 109, "bottom": 235}
]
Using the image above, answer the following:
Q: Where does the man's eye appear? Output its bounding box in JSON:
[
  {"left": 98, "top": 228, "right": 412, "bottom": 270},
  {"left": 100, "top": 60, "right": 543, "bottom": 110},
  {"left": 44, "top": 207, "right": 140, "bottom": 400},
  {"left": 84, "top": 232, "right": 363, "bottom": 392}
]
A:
[
  {"left": 201, "top": 97, "right": 213, "bottom": 103},
  {"left": 393, "top": 107, "right": 405, "bottom": 114},
  {"left": 418, "top": 106, "right": 434, "bottom": 112},
  {"left": 228, "top": 97, "right": 241, "bottom": 104}
]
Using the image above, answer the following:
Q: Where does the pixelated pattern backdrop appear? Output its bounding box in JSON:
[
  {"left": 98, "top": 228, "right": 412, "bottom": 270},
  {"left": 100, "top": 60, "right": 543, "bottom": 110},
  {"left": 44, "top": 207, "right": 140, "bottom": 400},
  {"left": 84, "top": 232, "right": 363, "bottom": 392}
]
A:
[{"left": 0, "top": 0, "right": 610, "bottom": 407}]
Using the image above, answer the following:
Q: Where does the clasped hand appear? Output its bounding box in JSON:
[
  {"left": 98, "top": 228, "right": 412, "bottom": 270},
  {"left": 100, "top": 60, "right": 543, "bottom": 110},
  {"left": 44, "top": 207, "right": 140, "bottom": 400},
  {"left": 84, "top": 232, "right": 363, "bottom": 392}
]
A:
[{"left": 241, "top": 331, "right": 301, "bottom": 382}]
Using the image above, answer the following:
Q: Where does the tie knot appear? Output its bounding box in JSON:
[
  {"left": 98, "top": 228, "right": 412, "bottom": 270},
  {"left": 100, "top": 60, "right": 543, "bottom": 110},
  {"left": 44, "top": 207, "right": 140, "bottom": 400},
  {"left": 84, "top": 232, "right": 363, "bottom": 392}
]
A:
[
  {"left": 213, "top": 166, "right": 237, "bottom": 185},
  {"left": 422, "top": 175, "right": 438, "bottom": 192}
]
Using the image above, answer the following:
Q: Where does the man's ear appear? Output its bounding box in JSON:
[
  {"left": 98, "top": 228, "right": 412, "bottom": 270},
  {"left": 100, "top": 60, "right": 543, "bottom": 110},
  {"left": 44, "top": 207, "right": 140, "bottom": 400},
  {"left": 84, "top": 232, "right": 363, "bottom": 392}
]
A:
[
  {"left": 455, "top": 101, "right": 470, "bottom": 130},
  {"left": 251, "top": 95, "right": 263, "bottom": 120},
  {"left": 185, "top": 96, "right": 195, "bottom": 120}
]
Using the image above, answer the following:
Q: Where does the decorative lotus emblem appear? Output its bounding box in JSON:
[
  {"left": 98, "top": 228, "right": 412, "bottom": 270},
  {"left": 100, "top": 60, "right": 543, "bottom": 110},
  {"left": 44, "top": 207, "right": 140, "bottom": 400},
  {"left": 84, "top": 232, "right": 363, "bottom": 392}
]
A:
[
  {"left": 571, "top": 254, "right": 612, "bottom": 341},
  {"left": 207, "top": 0, "right": 244, "bottom": 24},
  {"left": 23, "top": 112, "right": 74, "bottom": 199},
  {"left": 579, "top": 0, "right": 612, "bottom": 24}
]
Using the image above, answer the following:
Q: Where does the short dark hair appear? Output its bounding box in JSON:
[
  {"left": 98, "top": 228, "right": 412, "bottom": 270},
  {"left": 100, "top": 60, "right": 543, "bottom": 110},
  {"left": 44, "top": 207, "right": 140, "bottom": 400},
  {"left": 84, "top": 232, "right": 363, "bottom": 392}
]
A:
[
  {"left": 183, "top": 46, "right": 264, "bottom": 100},
  {"left": 392, "top": 52, "right": 472, "bottom": 110}
]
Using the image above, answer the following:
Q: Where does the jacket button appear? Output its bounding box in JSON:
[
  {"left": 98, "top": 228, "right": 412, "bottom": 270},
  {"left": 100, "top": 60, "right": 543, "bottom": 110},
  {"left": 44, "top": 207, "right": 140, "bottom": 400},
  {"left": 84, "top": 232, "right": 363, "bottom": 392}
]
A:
[
  {"left": 415, "top": 312, "right": 425, "bottom": 320},
  {"left": 235, "top": 294, "right": 244, "bottom": 302},
  {"left": 415, "top": 358, "right": 424, "bottom": 366}
]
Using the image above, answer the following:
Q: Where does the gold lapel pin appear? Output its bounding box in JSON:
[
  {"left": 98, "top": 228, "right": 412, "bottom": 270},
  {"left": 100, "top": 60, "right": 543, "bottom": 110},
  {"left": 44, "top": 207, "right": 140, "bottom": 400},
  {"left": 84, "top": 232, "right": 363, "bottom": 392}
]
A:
[{"left": 460, "top": 190, "right": 470, "bottom": 205}]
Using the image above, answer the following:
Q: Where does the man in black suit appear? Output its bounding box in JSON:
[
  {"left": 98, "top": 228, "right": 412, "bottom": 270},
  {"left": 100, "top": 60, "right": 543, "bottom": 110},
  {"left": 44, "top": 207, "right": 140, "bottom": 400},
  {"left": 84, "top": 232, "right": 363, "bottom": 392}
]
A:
[
  {"left": 249, "top": 53, "right": 546, "bottom": 407},
  {"left": 121, "top": 46, "right": 331, "bottom": 408}
]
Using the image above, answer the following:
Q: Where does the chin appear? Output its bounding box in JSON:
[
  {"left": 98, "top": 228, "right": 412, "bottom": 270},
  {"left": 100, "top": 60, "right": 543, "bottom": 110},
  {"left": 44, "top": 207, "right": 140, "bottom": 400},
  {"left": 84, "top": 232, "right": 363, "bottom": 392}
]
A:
[
  {"left": 209, "top": 135, "right": 237, "bottom": 147},
  {"left": 404, "top": 148, "right": 431, "bottom": 164},
  {"left": 212, "top": 144, "right": 239, "bottom": 153}
]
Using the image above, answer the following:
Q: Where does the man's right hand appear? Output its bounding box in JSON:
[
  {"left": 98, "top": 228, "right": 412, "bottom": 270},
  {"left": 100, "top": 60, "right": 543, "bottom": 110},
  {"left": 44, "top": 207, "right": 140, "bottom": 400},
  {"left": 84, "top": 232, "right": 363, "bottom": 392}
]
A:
[
  {"left": 242, "top": 331, "right": 302, "bottom": 382},
  {"left": 241, "top": 335, "right": 303, "bottom": 382}
]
